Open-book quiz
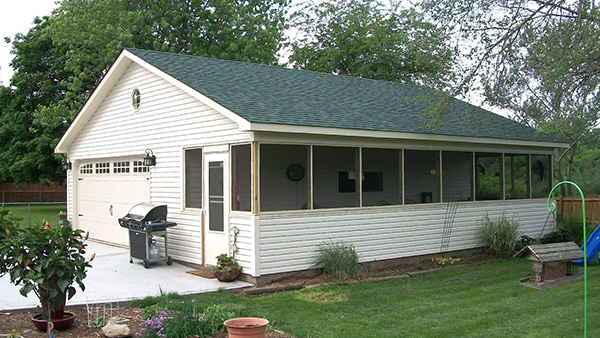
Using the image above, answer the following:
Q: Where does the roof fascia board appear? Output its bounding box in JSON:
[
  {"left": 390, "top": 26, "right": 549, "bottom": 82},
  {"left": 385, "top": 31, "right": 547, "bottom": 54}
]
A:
[
  {"left": 124, "top": 51, "right": 251, "bottom": 130},
  {"left": 55, "top": 52, "right": 133, "bottom": 153},
  {"left": 245, "top": 122, "right": 569, "bottom": 149}
]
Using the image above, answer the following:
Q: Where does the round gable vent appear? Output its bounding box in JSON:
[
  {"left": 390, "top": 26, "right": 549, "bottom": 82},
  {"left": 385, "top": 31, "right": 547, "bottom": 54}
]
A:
[{"left": 131, "top": 88, "right": 141, "bottom": 111}]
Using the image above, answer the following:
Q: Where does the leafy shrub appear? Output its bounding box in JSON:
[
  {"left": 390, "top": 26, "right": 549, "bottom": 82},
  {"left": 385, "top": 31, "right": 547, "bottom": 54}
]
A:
[
  {"left": 514, "top": 235, "right": 537, "bottom": 252},
  {"left": 138, "top": 300, "right": 235, "bottom": 338},
  {"left": 434, "top": 257, "right": 462, "bottom": 266},
  {"left": 541, "top": 217, "right": 596, "bottom": 247},
  {"left": 163, "top": 300, "right": 203, "bottom": 338},
  {"left": 558, "top": 217, "right": 585, "bottom": 246},
  {"left": 93, "top": 316, "right": 107, "bottom": 327},
  {"left": 141, "top": 304, "right": 165, "bottom": 319},
  {"left": 313, "top": 240, "right": 360, "bottom": 279},
  {"left": 0, "top": 207, "right": 93, "bottom": 319},
  {"left": 201, "top": 305, "right": 236, "bottom": 334},
  {"left": 480, "top": 212, "right": 520, "bottom": 258}
]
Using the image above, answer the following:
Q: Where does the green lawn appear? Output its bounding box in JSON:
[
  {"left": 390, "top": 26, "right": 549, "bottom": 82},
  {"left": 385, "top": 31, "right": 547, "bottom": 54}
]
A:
[
  {"left": 132, "top": 259, "right": 599, "bottom": 337},
  {"left": 1, "top": 204, "right": 67, "bottom": 226}
]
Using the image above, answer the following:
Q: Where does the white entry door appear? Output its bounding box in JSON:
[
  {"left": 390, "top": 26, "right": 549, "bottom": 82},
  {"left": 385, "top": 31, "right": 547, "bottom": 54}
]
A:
[{"left": 204, "top": 151, "right": 230, "bottom": 266}]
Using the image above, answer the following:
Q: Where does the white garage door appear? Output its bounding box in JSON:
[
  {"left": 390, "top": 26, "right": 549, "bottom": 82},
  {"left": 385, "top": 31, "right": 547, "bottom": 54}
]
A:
[{"left": 75, "top": 158, "right": 150, "bottom": 246}]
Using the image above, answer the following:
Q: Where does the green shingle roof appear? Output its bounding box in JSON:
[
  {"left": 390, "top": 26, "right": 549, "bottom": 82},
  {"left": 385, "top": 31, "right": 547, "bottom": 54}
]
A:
[{"left": 126, "top": 48, "right": 560, "bottom": 143}]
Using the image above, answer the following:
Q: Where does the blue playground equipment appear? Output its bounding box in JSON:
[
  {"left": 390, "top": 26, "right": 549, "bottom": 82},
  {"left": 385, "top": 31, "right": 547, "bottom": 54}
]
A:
[{"left": 572, "top": 224, "right": 600, "bottom": 266}]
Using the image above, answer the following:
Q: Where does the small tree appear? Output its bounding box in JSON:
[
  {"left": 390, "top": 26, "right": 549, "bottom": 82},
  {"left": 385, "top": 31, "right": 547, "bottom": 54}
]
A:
[
  {"left": 288, "top": 0, "right": 457, "bottom": 91},
  {"left": 0, "top": 208, "right": 93, "bottom": 321}
]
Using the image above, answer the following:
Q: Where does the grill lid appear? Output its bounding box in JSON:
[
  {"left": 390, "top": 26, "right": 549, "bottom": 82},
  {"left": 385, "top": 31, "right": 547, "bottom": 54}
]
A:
[{"left": 123, "top": 202, "right": 168, "bottom": 222}]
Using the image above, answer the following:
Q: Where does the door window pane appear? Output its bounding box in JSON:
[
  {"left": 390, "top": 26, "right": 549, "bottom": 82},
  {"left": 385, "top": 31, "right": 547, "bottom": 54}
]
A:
[{"left": 209, "top": 161, "right": 224, "bottom": 231}]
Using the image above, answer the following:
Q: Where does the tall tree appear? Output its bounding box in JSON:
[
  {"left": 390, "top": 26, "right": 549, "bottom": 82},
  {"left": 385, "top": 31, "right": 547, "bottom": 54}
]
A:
[
  {"left": 1, "top": 0, "right": 289, "bottom": 184},
  {"left": 420, "top": 0, "right": 600, "bottom": 193},
  {"left": 288, "top": 0, "right": 457, "bottom": 91}
]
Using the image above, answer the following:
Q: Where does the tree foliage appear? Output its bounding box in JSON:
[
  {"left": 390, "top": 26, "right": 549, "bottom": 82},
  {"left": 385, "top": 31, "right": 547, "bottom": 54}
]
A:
[
  {"left": 0, "top": 0, "right": 289, "bottom": 184},
  {"left": 421, "top": 0, "right": 600, "bottom": 192},
  {"left": 288, "top": 0, "right": 457, "bottom": 91}
]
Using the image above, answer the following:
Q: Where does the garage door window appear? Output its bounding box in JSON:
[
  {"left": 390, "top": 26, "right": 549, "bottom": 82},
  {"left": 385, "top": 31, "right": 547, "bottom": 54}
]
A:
[
  {"left": 133, "top": 160, "right": 149, "bottom": 173},
  {"left": 95, "top": 162, "right": 110, "bottom": 174},
  {"left": 80, "top": 163, "right": 93, "bottom": 175},
  {"left": 113, "top": 161, "right": 130, "bottom": 174}
]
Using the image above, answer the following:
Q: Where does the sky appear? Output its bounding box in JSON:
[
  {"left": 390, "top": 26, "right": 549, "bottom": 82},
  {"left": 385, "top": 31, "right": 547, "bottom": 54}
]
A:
[{"left": 0, "top": 0, "right": 60, "bottom": 86}]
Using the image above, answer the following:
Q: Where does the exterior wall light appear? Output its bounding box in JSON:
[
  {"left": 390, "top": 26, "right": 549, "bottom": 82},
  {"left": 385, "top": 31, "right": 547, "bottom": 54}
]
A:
[
  {"left": 62, "top": 157, "right": 72, "bottom": 171},
  {"left": 143, "top": 149, "right": 156, "bottom": 166}
]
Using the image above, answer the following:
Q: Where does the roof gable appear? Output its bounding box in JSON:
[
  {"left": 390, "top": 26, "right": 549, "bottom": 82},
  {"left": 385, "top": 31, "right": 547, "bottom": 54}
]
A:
[{"left": 125, "top": 48, "right": 561, "bottom": 144}]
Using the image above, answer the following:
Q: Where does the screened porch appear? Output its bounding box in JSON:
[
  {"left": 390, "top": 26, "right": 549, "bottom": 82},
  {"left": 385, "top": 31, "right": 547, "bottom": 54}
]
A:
[{"left": 223, "top": 144, "right": 553, "bottom": 214}]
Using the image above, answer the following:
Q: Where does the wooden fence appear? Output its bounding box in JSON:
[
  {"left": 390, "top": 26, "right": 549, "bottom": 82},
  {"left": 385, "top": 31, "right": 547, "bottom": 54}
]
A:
[
  {"left": 0, "top": 182, "right": 66, "bottom": 203},
  {"left": 555, "top": 195, "right": 600, "bottom": 225}
]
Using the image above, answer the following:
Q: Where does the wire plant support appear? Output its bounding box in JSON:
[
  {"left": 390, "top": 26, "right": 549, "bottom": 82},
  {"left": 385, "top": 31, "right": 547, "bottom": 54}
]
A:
[
  {"left": 441, "top": 200, "right": 459, "bottom": 253},
  {"left": 547, "top": 181, "right": 587, "bottom": 338}
]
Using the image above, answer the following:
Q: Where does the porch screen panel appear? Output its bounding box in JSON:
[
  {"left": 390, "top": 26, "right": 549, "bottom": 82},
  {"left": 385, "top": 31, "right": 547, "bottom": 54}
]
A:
[
  {"left": 442, "top": 151, "right": 472, "bottom": 202},
  {"left": 362, "top": 148, "right": 400, "bottom": 206},
  {"left": 505, "top": 154, "right": 529, "bottom": 199},
  {"left": 404, "top": 150, "right": 439, "bottom": 204},
  {"left": 314, "top": 146, "right": 358, "bottom": 209},
  {"left": 232, "top": 144, "right": 251, "bottom": 212},
  {"left": 531, "top": 155, "right": 551, "bottom": 198},
  {"left": 260, "top": 144, "right": 309, "bottom": 211},
  {"left": 476, "top": 153, "right": 502, "bottom": 200},
  {"left": 184, "top": 148, "right": 203, "bottom": 209}
]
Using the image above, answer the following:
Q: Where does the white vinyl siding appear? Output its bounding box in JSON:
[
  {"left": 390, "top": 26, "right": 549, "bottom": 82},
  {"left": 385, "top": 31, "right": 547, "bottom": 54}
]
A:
[
  {"left": 67, "top": 62, "right": 251, "bottom": 265},
  {"left": 255, "top": 199, "right": 554, "bottom": 275},
  {"left": 230, "top": 214, "right": 258, "bottom": 276}
]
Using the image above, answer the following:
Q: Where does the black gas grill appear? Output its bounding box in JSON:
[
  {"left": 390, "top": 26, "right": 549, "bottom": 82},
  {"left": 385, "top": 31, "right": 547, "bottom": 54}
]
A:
[{"left": 119, "top": 203, "right": 177, "bottom": 268}]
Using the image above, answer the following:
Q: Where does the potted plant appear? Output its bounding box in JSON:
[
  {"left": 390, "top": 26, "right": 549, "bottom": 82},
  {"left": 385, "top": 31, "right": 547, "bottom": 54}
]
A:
[
  {"left": 224, "top": 317, "right": 269, "bottom": 338},
  {"left": 212, "top": 253, "right": 242, "bottom": 282},
  {"left": 0, "top": 208, "right": 94, "bottom": 331}
]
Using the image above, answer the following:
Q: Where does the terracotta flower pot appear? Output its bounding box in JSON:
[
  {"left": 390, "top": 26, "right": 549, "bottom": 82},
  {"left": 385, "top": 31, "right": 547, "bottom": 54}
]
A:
[
  {"left": 224, "top": 317, "right": 269, "bottom": 338},
  {"left": 31, "top": 311, "right": 76, "bottom": 331},
  {"left": 214, "top": 269, "right": 241, "bottom": 282}
]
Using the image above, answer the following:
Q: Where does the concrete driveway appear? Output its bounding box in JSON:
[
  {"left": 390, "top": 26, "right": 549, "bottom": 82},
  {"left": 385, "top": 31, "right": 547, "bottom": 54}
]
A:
[{"left": 0, "top": 240, "right": 251, "bottom": 311}]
